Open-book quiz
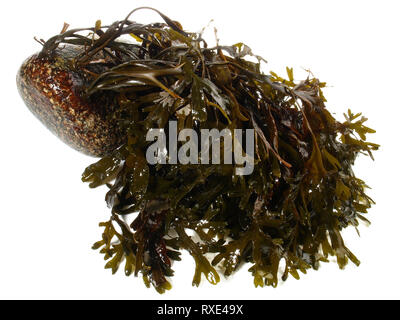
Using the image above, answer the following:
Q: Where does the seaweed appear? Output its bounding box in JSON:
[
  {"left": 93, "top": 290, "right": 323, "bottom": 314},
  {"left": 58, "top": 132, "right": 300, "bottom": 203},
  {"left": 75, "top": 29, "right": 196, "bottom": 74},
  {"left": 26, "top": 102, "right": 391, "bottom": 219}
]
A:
[{"left": 37, "top": 7, "right": 378, "bottom": 293}]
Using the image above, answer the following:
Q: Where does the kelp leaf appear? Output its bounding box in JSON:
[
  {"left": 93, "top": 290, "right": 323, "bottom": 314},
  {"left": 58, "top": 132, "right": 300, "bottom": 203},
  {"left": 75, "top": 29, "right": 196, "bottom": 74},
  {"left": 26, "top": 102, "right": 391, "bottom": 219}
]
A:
[
  {"left": 191, "top": 75, "right": 208, "bottom": 122},
  {"left": 175, "top": 224, "right": 220, "bottom": 286},
  {"left": 82, "top": 155, "right": 122, "bottom": 188},
  {"left": 125, "top": 152, "right": 149, "bottom": 195}
]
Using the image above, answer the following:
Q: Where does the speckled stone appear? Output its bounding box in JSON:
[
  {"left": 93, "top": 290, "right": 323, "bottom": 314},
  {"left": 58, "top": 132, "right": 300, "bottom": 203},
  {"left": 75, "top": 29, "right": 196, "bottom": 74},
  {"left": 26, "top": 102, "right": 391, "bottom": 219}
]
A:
[{"left": 16, "top": 49, "right": 124, "bottom": 157}]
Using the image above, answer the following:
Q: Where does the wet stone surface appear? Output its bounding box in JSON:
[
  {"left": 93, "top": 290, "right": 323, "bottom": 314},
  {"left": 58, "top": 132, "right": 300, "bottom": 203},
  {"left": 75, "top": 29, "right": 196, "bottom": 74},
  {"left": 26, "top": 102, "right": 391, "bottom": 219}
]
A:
[{"left": 16, "top": 51, "right": 124, "bottom": 157}]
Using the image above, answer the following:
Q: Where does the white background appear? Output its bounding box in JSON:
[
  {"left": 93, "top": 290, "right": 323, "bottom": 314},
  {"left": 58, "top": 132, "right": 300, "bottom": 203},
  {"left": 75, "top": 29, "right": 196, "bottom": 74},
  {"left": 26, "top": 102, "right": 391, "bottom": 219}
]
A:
[{"left": 0, "top": 0, "right": 398, "bottom": 300}]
